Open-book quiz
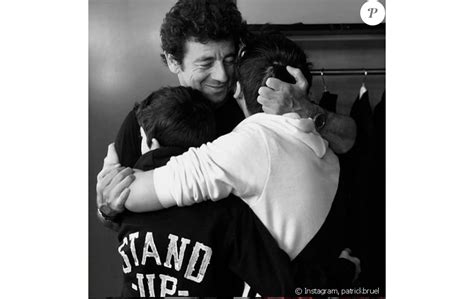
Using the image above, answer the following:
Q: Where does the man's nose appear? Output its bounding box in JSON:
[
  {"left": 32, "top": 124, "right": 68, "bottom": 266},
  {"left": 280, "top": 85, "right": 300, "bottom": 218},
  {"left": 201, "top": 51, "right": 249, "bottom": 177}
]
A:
[{"left": 211, "top": 61, "right": 228, "bottom": 83}]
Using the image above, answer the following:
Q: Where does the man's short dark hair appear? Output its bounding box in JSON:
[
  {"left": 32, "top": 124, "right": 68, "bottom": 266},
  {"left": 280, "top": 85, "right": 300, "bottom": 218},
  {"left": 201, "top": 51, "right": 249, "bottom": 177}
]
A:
[
  {"left": 135, "top": 86, "right": 216, "bottom": 149},
  {"left": 237, "top": 32, "right": 313, "bottom": 115},
  {"left": 160, "top": 0, "right": 247, "bottom": 65}
]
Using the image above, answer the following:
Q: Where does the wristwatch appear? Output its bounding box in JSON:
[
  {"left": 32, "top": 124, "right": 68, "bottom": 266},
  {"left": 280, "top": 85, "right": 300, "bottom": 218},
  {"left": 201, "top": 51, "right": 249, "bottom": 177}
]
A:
[
  {"left": 313, "top": 112, "right": 327, "bottom": 132},
  {"left": 98, "top": 206, "right": 119, "bottom": 222},
  {"left": 97, "top": 208, "right": 121, "bottom": 231}
]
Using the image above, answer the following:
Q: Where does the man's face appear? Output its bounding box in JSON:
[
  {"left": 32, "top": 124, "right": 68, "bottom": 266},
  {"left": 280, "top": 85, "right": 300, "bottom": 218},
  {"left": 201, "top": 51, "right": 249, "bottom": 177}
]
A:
[{"left": 174, "top": 39, "right": 236, "bottom": 105}]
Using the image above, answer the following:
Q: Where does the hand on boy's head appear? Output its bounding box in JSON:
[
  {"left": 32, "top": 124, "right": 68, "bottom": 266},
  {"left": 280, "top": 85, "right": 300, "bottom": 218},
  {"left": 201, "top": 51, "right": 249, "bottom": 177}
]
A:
[{"left": 257, "top": 66, "right": 310, "bottom": 115}]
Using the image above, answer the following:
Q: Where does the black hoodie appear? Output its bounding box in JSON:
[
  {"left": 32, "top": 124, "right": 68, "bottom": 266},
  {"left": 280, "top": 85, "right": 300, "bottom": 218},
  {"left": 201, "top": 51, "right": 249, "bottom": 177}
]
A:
[{"left": 117, "top": 147, "right": 293, "bottom": 297}]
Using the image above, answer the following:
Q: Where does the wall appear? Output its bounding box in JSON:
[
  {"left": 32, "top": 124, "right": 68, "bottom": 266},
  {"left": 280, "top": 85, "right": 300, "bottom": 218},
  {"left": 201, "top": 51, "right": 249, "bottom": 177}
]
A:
[
  {"left": 89, "top": 0, "right": 176, "bottom": 297},
  {"left": 89, "top": 0, "right": 385, "bottom": 297},
  {"left": 238, "top": 0, "right": 386, "bottom": 24}
]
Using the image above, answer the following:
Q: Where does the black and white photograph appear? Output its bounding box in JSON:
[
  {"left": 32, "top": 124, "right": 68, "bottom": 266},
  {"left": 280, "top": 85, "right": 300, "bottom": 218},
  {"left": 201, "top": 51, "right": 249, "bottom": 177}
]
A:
[
  {"left": 89, "top": 0, "right": 385, "bottom": 297},
  {"left": 5, "top": 0, "right": 474, "bottom": 298}
]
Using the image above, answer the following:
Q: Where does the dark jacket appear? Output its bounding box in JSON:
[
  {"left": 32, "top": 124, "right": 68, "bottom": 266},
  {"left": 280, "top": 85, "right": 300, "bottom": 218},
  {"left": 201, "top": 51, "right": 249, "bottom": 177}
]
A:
[{"left": 117, "top": 147, "right": 293, "bottom": 297}]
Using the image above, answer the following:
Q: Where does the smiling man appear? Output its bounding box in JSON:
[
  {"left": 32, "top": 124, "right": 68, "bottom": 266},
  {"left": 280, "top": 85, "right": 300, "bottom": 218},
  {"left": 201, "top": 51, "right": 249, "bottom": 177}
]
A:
[
  {"left": 166, "top": 40, "right": 236, "bottom": 105},
  {"left": 112, "top": 0, "right": 248, "bottom": 168}
]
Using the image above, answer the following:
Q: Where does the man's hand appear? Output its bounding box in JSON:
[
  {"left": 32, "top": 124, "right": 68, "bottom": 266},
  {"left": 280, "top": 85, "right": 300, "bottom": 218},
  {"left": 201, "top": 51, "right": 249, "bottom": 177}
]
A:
[
  {"left": 257, "top": 65, "right": 312, "bottom": 116},
  {"left": 96, "top": 143, "right": 135, "bottom": 230},
  {"left": 257, "top": 66, "right": 357, "bottom": 154},
  {"left": 103, "top": 142, "right": 120, "bottom": 168},
  {"left": 339, "top": 248, "right": 361, "bottom": 282},
  {"left": 96, "top": 166, "right": 135, "bottom": 218}
]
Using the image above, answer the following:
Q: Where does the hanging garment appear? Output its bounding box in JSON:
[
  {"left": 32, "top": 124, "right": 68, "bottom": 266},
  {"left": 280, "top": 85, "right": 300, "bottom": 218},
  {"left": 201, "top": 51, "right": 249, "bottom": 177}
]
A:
[
  {"left": 366, "top": 91, "right": 386, "bottom": 290},
  {"left": 373, "top": 91, "right": 385, "bottom": 149},
  {"left": 319, "top": 91, "right": 338, "bottom": 113},
  {"left": 337, "top": 85, "right": 374, "bottom": 275},
  {"left": 350, "top": 85, "right": 372, "bottom": 146}
]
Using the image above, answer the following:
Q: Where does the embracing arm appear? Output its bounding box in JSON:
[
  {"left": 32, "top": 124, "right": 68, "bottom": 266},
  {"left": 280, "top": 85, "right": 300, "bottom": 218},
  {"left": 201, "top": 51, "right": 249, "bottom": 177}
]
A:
[
  {"left": 257, "top": 66, "right": 356, "bottom": 154},
  {"left": 95, "top": 107, "right": 141, "bottom": 230},
  {"left": 125, "top": 128, "right": 267, "bottom": 213},
  {"left": 125, "top": 170, "right": 161, "bottom": 212}
]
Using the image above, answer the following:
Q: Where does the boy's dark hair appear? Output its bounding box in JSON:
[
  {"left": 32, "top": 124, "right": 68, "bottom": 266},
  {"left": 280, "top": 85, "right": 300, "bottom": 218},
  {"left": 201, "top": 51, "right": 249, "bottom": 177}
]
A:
[
  {"left": 236, "top": 32, "right": 313, "bottom": 115},
  {"left": 135, "top": 86, "right": 216, "bottom": 149},
  {"left": 160, "top": 0, "right": 247, "bottom": 65}
]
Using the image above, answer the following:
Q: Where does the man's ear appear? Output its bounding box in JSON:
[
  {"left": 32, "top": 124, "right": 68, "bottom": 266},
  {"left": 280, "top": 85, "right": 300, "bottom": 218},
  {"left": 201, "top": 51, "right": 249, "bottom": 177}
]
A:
[
  {"left": 164, "top": 52, "right": 181, "bottom": 74},
  {"left": 150, "top": 138, "right": 160, "bottom": 150}
]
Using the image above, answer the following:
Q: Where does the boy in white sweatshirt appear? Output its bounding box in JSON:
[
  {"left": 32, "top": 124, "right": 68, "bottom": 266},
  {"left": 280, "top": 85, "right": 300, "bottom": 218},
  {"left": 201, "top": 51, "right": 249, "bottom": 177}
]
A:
[{"left": 126, "top": 32, "right": 340, "bottom": 260}]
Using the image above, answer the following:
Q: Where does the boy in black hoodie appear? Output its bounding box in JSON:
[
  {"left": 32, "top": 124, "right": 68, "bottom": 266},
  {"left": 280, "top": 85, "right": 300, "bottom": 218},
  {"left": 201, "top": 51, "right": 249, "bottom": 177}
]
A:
[{"left": 115, "top": 86, "right": 293, "bottom": 297}]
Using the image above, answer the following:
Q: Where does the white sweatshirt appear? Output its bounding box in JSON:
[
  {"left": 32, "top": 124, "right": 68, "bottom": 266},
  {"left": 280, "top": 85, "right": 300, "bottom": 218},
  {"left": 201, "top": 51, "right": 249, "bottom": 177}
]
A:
[{"left": 153, "top": 112, "right": 340, "bottom": 260}]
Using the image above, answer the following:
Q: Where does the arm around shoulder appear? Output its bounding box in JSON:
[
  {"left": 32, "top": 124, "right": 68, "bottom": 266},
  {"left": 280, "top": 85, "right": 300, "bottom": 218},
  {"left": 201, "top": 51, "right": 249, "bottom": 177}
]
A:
[
  {"left": 126, "top": 128, "right": 268, "bottom": 212},
  {"left": 124, "top": 169, "right": 163, "bottom": 212}
]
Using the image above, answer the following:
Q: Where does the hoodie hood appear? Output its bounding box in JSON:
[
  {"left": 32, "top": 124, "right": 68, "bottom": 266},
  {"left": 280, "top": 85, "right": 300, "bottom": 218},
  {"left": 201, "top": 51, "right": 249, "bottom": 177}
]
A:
[
  {"left": 241, "top": 113, "right": 329, "bottom": 158},
  {"left": 134, "top": 146, "right": 187, "bottom": 171}
]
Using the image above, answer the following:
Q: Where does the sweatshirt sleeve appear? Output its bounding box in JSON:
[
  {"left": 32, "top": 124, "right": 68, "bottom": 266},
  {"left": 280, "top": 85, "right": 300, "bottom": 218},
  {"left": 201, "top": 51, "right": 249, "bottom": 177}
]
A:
[
  {"left": 114, "top": 108, "right": 142, "bottom": 167},
  {"left": 153, "top": 124, "right": 269, "bottom": 208}
]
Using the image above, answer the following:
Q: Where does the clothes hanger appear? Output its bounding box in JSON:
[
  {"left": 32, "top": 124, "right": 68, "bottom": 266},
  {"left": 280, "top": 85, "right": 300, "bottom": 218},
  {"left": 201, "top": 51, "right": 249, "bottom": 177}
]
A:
[
  {"left": 321, "top": 69, "right": 328, "bottom": 92},
  {"left": 359, "top": 69, "right": 368, "bottom": 99}
]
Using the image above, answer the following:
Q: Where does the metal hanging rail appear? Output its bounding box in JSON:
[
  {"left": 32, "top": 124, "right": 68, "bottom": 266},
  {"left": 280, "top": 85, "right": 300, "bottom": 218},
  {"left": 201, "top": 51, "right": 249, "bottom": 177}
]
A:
[
  {"left": 311, "top": 68, "right": 385, "bottom": 76},
  {"left": 247, "top": 23, "right": 386, "bottom": 36}
]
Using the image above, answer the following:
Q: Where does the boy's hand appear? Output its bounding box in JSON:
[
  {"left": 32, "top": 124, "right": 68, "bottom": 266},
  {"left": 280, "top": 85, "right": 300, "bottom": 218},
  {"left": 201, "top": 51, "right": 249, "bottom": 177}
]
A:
[{"left": 257, "top": 65, "right": 312, "bottom": 117}]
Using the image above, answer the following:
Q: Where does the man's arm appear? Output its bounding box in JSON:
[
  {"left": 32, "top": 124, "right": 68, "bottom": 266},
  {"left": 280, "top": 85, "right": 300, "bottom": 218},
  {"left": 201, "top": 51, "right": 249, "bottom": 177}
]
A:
[
  {"left": 306, "top": 104, "right": 357, "bottom": 154},
  {"left": 257, "top": 66, "right": 356, "bottom": 154},
  {"left": 114, "top": 108, "right": 142, "bottom": 167},
  {"left": 95, "top": 104, "right": 141, "bottom": 229}
]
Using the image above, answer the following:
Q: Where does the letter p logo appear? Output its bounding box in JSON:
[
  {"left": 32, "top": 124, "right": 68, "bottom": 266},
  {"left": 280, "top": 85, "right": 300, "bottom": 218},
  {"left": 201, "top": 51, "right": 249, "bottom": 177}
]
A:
[
  {"left": 361, "top": 0, "right": 385, "bottom": 26},
  {"left": 368, "top": 8, "right": 378, "bottom": 18}
]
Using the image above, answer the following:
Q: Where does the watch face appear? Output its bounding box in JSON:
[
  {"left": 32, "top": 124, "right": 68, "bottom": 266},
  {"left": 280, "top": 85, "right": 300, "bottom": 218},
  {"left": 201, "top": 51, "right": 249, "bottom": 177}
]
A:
[
  {"left": 315, "top": 114, "right": 326, "bottom": 130},
  {"left": 99, "top": 206, "right": 117, "bottom": 221}
]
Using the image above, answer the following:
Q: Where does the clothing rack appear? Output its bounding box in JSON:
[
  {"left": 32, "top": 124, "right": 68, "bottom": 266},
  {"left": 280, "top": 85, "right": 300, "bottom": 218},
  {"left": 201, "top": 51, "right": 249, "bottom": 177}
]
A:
[{"left": 310, "top": 68, "right": 385, "bottom": 76}]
